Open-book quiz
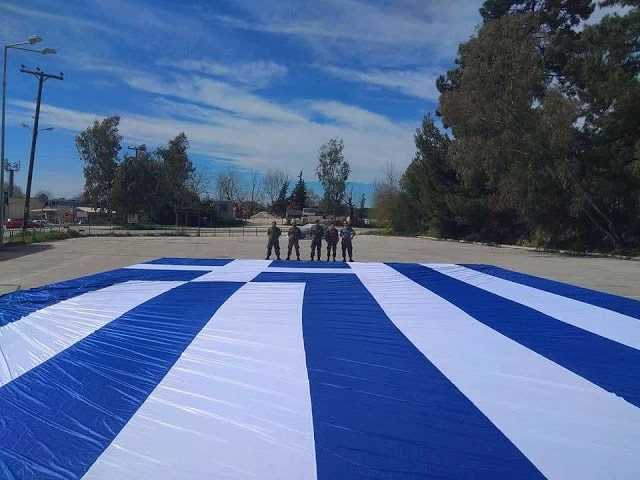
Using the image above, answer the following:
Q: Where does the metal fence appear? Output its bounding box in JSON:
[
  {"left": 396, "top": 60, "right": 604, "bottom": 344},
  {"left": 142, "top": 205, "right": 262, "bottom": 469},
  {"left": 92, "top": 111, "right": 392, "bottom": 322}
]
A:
[
  {"left": 4, "top": 224, "right": 274, "bottom": 238},
  {"left": 4, "top": 224, "right": 377, "bottom": 240}
]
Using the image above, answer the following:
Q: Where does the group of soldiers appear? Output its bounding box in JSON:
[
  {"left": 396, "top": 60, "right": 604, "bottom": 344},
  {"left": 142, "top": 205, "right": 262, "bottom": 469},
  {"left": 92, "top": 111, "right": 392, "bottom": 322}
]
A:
[{"left": 266, "top": 219, "right": 357, "bottom": 262}]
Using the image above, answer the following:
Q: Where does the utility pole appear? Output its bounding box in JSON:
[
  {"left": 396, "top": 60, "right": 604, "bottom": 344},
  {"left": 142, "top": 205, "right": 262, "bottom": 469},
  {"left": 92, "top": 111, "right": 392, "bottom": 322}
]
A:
[
  {"left": 127, "top": 144, "right": 146, "bottom": 157},
  {"left": 20, "top": 66, "right": 63, "bottom": 233},
  {"left": 5, "top": 160, "right": 20, "bottom": 196}
]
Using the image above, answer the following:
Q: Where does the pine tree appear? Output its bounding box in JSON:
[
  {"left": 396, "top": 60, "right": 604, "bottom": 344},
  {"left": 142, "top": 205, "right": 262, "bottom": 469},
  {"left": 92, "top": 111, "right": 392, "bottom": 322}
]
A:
[{"left": 288, "top": 171, "right": 308, "bottom": 209}]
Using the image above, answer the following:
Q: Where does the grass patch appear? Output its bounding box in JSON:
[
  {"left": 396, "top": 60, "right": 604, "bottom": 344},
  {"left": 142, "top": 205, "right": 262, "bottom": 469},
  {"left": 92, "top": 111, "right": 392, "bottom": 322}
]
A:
[
  {"left": 3, "top": 229, "right": 83, "bottom": 246},
  {"left": 87, "top": 231, "right": 189, "bottom": 237}
]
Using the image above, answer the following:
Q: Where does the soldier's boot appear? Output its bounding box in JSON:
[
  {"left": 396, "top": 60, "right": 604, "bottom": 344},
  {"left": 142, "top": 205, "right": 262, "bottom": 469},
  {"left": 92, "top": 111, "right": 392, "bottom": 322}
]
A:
[
  {"left": 296, "top": 256, "right": 301, "bottom": 261},
  {"left": 342, "top": 257, "right": 346, "bottom": 262},
  {"left": 265, "top": 256, "right": 270, "bottom": 260},
  {"left": 349, "top": 258, "right": 353, "bottom": 262},
  {"left": 286, "top": 255, "right": 290, "bottom": 261}
]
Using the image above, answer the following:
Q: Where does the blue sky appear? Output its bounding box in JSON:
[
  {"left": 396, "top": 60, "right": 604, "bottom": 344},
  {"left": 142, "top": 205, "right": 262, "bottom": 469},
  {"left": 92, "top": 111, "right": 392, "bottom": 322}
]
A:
[{"left": 2, "top": 0, "right": 486, "bottom": 202}]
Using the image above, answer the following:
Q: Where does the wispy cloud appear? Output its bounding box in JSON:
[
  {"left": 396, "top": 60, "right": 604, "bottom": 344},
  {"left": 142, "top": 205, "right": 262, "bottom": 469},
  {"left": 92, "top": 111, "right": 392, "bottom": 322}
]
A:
[
  {"left": 121, "top": 72, "right": 305, "bottom": 123},
  {"left": 0, "top": 2, "right": 119, "bottom": 36},
  {"left": 8, "top": 94, "right": 415, "bottom": 183},
  {"left": 307, "top": 101, "right": 400, "bottom": 130},
  {"left": 322, "top": 66, "right": 441, "bottom": 101},
  {"left": 205, "top": 0, "right": 483, "bottom": 67},
  {"left": 158, "top": 59, "right": 288, "bottom": 89}
]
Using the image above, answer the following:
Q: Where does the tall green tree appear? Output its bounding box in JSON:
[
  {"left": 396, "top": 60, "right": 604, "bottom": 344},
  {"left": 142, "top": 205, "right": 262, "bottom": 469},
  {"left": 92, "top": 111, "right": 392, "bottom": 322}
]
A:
[
  {"left": 316, "top": 138, "right": 350, "bottom": 216},
  {"left": 158, "top": 132, "right": 194, "bottom": 198},
  {"left": 75, "top": 115, "right": 122, "bottom": 214},
  {"left": 429, "top": 0, "right": 639, "bottom": 249},
  {"left": 152, "top": 133, "right": 198, "bottom": 223},
  {"left": 562, "top": 3, "right": 640, "bottom": 246},
  {"left": 111, "top": 151, "right": 163, "bottom": 222},
  {"left": 479, "top": 0, "right": 593, "bottom": 27},
  {"left": 402, "top": 114, "right": 469, "bottom": 236},
  {"left": 438, "top": 13, "right": 583, "bottom": 241},
  {"left": 288, "top": 171, "right": 308, "bottom": 209}
]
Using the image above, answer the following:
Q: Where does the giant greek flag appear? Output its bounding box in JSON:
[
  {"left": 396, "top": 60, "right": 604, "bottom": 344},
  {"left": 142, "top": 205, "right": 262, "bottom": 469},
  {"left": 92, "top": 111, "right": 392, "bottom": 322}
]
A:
[{"left": 1, "top": 258, "right": 639, "bottom": 479}]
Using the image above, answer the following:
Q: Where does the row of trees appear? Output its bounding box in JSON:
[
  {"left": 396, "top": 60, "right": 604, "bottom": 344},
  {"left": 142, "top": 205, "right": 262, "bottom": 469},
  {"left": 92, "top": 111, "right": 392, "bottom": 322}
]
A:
[
  {"left": 374, "top": 0, "right": 640, "bottom": 252},
  {"left": 76, "top": 115, "right": 360, "bottom": 223},
  {"left": 221, "top": 138, "right": 359, "bottom": 218},
  {"left": 76, "top": 116, "right": 212, "bottom": 224}
]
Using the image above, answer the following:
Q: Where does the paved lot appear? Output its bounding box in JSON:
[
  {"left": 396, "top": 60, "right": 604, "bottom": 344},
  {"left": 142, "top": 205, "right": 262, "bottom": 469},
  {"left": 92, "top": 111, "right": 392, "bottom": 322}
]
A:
[{"left": 1, "top": 235, "right": 639, "bottom": 299}]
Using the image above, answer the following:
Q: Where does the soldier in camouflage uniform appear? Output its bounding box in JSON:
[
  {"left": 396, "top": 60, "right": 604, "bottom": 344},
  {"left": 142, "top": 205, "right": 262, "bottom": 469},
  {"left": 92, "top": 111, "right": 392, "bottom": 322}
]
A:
[
  {"left": 265, "top": 221, "right": 281, "bottom": 260},
  {"left": 325, "top": 221, "right": 339, "bottom": 261},
  {"left": 286, "top": 219, "right": 302, "bottom": 261},
  {"left": 309, "top": 220, "right": 325, "bottom": 261},
  {"left": 340, "top": 220, "right": 356, "bottom": 262}
]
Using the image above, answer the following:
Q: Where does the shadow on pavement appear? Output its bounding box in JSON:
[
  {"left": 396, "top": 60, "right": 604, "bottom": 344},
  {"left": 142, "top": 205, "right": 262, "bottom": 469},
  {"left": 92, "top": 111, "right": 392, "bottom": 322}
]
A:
[{"left": 0, "top": 242, "right": 53, "bottom": 262}]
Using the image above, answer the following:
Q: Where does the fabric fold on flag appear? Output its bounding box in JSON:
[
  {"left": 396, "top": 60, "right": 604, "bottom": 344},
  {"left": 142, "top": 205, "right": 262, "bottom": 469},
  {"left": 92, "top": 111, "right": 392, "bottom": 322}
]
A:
[{"left": 0, "top": 258, "right": 638, "bottom": 480}]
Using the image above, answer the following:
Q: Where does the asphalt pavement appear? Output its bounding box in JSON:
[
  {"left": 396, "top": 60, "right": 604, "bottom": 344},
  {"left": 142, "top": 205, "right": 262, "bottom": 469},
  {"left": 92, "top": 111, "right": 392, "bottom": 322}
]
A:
[{"left": 1, "top": 234, "right": 638, "bottom": 299}]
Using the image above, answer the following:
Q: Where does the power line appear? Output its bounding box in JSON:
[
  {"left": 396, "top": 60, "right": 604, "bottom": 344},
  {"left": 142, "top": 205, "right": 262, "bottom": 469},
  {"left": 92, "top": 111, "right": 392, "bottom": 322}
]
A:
[
  {"left": 127, "top": 145, "right": 146, "bottom": 157},
  {"left": 19, "top": 65, "right": 64, "bottom": 232}
]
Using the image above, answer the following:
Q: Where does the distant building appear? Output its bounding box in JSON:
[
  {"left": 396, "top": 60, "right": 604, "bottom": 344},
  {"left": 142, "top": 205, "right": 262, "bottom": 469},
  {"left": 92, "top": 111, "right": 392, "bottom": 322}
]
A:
[{"left": 5, "top": 197, "right": 45, "bottom": 220}]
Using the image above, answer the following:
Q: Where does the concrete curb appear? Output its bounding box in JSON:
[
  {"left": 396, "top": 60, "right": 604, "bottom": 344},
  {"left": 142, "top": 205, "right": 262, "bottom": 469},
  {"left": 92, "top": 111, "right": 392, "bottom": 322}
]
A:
[{"left": 416, "top": 235, "right": 640, "bottom": 261}]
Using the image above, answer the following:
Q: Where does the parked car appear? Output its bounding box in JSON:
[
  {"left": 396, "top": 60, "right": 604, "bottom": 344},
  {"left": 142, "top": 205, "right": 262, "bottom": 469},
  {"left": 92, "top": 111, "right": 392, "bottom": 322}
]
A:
[
  {"left": 4, "top": 218, "right": 38, "bottom": 229},
  {"left": 298, "top": 222, "right": 327, "bottom": 239}
]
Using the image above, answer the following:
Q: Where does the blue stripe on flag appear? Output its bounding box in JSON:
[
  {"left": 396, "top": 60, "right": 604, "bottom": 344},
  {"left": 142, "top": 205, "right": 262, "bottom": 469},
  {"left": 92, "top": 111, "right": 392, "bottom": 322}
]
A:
[
  {"left": 254, "top": 272, "right": 544, "bottom": 479},
  {"left": 0, "top": 269, "right": 205, "bottom": 327},
  {"left": 391, "top": 263, "right": 640, "bottom": 408},
  {"left": 0, "top": 281, "right": 242, "bottom": 480},
  {"left": 144, "top": 257, "right": 233, "bottom": 266},
  {"left": 463, "top": 264, "right": 640, "bottom": 320}
]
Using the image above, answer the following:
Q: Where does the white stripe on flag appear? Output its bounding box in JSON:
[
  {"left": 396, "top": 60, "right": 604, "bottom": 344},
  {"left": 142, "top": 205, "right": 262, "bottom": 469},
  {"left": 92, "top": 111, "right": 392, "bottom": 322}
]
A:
[
  {"left": 192, "top": 259, "right": 271, "bottom": 282},
  {"left": 351, "top": 263, "right": 640, "bottom": 480},
  {"left": 425, "top": 263, "right": 640, "bottom": 351},
  {"left": 126, "top": 264, "right": 224, "bottom": 271},
  {"left": 0, "top": 281, "right": 185, "bottom": 387},
  {"left": 84, "top": 281, "right": 317, "bottom": 480}
]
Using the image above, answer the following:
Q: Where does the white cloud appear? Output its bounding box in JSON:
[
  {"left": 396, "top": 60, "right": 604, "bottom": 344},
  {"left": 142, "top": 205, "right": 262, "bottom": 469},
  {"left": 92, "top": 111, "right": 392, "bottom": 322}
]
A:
[
  {"left": 307, "top": 101, "right": 400, "bottom": 130},
  {"left": 322, "top": 66, "right": 441, "bottom": 101},
  {"left": 0, "top": 2, "right": 119, "bottom": 36},
  {"left": 8, "top": 94, "right": 416, "bottom": 184},
  {"left": 205, "top": 0, "right": 483, "bottom": 67},
  {"left": 158, "top": 59, "right": 288, "bottom": 89},
  {"left": 582, "top": 1, "right": 633, "bottom": 26},
  {"left": 122, "top": 73, "right": 305, "bottom": 123}
]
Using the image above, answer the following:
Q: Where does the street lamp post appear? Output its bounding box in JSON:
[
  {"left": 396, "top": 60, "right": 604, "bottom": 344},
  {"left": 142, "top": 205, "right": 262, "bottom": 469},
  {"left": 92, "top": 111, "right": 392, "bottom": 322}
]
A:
[{"left": 0, "top": 35, "right": 56, "bottom": 247}]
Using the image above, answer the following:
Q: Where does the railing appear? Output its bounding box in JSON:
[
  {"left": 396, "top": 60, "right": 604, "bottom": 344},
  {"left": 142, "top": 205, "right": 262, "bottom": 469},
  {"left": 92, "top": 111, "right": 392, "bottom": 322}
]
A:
[
  {"left": 3, "top": 224, "right": 274, "bottom": 238},
  {"left": 3, "top": 223, "right": 377, "bottom": 240}
]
